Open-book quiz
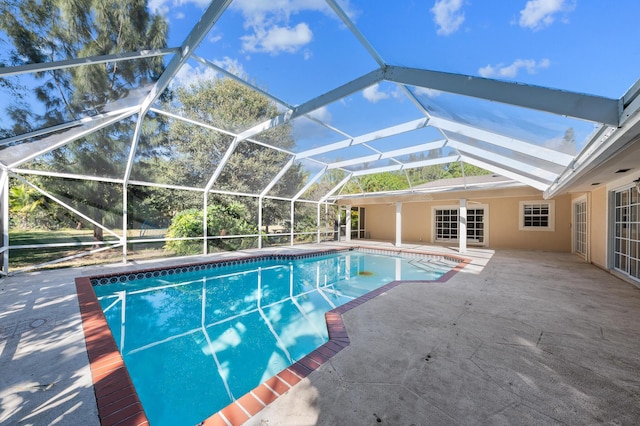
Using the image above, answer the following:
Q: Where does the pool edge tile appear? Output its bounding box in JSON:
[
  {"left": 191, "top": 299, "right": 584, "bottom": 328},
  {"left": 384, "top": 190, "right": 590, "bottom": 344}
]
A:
[
  {"left": 79, "top": 247, "right": 471, "bottom": 425},
  {"left": 75, "top": 277, "right": 149, "bottom": 426}
]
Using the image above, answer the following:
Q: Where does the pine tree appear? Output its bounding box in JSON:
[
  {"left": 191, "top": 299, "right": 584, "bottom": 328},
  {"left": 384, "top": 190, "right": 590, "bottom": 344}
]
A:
[{"left": 0, "top": 0, "right": 168, "bottom": 241}]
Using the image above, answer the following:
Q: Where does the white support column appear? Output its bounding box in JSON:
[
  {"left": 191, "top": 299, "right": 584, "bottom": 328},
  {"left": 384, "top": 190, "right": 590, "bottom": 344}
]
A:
[
  {"left": 317, "top": 203, "right": 322, "bottom": 243},
  {"left": 258, "top": 197, "right": 263, "bottom": 249},
  {"left": 203, "top": 192, "right": 208, "bottom": 254},
  {"left": 345, "top": 205, "right": 352, "bottom": 242},
  {"left": 290, "top": 201, "right": 295, "bottom": 246},
  {"left": 395, "top": 202, "right": 402, "bottom": 247},
  {"left": 122, "top": 186, "right": 127, "bottom": 263},
  {"left": 459, "top": 198, "right": 467, "bottom": 254},
  {"left": 123, "top": 111, "right": 146, "bottom": 264},
  {"left": 2, "top": 171, "right": 9, "bottom": 274}
]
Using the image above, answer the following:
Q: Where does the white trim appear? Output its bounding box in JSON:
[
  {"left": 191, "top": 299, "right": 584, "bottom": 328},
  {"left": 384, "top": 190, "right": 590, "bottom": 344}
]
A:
[
  {"left": 432, "top": 204, "right": 459, "bottom": 243},
  {"left": 430, "top": 203, "right": 488, "bottom": 247},
  {"left": 609, "top": 181, "right": 640, "bottom": 283},
  {"left": 572, "top": 195, "right": 588, "bottom": 260},
  {"left": 519, "top": 200, "right": 556, "bottom": 232},
  {"left": 467, "top": 203, "right": 489, "bottom": 247}
]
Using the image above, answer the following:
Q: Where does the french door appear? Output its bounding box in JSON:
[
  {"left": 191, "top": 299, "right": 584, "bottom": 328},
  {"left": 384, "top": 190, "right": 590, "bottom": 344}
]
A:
[{"left": 573, "top": 198, "right": 587, "bottom": 258}]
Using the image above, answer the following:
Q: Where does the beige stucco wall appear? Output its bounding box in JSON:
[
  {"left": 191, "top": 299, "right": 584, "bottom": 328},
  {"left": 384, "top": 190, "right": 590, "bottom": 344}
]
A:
[
  {"left": 343, "top": 188, "right": 573, "bottom": 252},
  {"left": 568, "top": 191, "right": 607, "bottom": 268},
  {"left": 362, "top": 204, "right": 396, "bottom": 242},
  {"left": 588, "top": 186, "right": 609, "bottom": 269}
]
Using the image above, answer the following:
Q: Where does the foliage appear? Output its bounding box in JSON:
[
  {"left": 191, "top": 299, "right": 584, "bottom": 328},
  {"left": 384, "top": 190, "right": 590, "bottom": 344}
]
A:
[
  {"left": 444, "top": 162, "right": 492, "bottom": 178},
  {"left": 0, "top": 0, "right": 168, "bottom": 240},
  {"left": 9, "top": 184, "right": 47, "bottom": 229},
  {"left": 161, "top": 78, "right": 305, "bottom": 229},
  {"left": 0, "top": 0, "right": 167, "bottom": 132},
  {"left": 343, "top": 172, "right": 409, "bottom": 194},
  {"left": 164, "top": 201, "right": 258, "bottom": 256}
]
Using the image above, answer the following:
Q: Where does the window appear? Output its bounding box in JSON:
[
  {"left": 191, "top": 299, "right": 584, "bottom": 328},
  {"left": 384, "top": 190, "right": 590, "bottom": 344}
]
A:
[
  {"left": 434, "top": 205, "right": 488, "bottom": 245},
  {"left": 435, "top": 208, "right": 458, "bottom": 241},
  {"left": 467, "top": 208, "right": 485, "bottom": 243},
  {"left": 612, "top": 185, "right": 639, "bottom": 281},
  {"left": 573, "top": 198, "right": 587, "bottom": 258},
  {"left": 519, "top": 200, "right": 555, "bottom": 231}
]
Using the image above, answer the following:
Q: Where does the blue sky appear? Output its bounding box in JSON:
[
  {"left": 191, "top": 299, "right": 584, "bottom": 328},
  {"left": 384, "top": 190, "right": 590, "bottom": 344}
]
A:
[
  {"left": 2, "top": 0, "right": 639, "bottom": 168},
  {"left": 143, "top": 0, "right": 640, "bottom": 157},
  {"left": 152, "top": 0, "right": 640, "bottom": 100}
]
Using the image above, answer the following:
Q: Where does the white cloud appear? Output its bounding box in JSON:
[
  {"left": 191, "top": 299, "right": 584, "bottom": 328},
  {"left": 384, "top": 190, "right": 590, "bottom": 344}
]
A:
[
  {"left": 478, "top": 58, "right": 550, "bottom": 78},
  {"left": 307, "top": 106, "right": 332, "bottom": 123},
  {"left": 519, "top": 0, "right": 575, "bottom": 30},
  {"left": 230, "top": 0, "right": 358, "bottom": 25},
  {"left": 414, "top": 87, "right": 442, "bottom": 98},
  {"left": 431, "top": 0, "right": 465, "bottom": 36},
  {"left": 172, "top": 63, "right": 218, "bottom": 88},
  {"left": 149, "top": 0, "right": 359, "bottom": 58},
  {"left": 148, "top": 0, "right": 210, "bottom": 15},
  {"left": 212, "top": 57, "right": 247, "bottom": 78},
  {"left": 242, "top": 23, "right": 313, "bottom": 55},
  {"left": 172, "top": 57, "right": 248, "bottom": 88},
  {"left": 208, "top": 34, "right": 223, "bottom": 44},
  {"left": 362, "top": 84, "right": 390, "bottom": 103},
  {"left": 232, "top": 0, "right": 358, "bottom": 57}
]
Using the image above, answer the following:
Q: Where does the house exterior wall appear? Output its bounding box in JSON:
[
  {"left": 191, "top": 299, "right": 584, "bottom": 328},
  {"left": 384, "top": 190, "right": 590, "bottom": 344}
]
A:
[
  {"left": 342, "top": 188, "right": 573, "bottom": 252},
  {"left": 587, "top": 187, "right": 608, "bottom": 269},
  {"left": 363, "top": 204, "right": 396, "bottom": 242}
]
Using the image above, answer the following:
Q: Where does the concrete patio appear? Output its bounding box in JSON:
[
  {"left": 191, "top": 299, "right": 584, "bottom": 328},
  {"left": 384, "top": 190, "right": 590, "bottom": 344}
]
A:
[{"left": 2, "top": 243, "right": 640, "bottom": 425}]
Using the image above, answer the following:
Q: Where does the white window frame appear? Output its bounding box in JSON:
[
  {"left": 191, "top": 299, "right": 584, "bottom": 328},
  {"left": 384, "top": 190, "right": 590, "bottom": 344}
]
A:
[
  {"left": 609, "top": 182, "right": 640, "bottom": 283},
  {"left": 572, "top": 195, "right": 588, "bottom": 259},
  {"left": 433, "top": 205, "right": 459, "bottom": 242},
  {"left": 466, "top": 204, "right": 489, "bottom": 246},
  {"left": 432, "top": 204, "right": 488, "bottom": 246},
  {"left": 519, "top": 200, "right": 555, "bottom": 232}
]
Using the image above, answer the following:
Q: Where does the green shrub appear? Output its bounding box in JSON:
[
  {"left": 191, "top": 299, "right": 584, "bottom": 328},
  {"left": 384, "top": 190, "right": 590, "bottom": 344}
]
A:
[{"left": 164, "top": 203, "right": 258, "bottom": 255}]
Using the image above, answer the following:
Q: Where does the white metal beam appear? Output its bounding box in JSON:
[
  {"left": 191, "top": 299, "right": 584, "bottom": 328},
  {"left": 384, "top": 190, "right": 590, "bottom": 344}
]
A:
[
  {"left": 14, "top": 174, "right": 122, "bottom": 240},
  {"left": 325, "top": 0, "right": 386, "bottom": 67},
  {"left": 0, "top": 48, "right": 178, "bottom": 78},
  {"left": 0, "top": 108, "right": 138, "bottom": 148},
  {"left": 260, "top": 158, "right": 295, "bottom": 197},
  {"left": 7, "top": 109, "right": 137, "bottom": 168},
  {"left": 292, "top": 166, "right": 328, "bottom": 202},
  {"left": 429, "top": 116, "right": 574, "bottom": 166},
  {"left": 204, "top": 137, "right": 240, "bottom": 192},
  {"left": 460, "top": 155, "right": 550, "bottom": 191},
  {"left": 139, "top": 0, "right": 234, "bottom": 114},
  {"left": 385, "top": 66, "right": 620, "bottom": 126},
  {"left": 191, "top": 54, "right": 291, "bottom": 108},
  {"left": 326, "top": 140, "right": 446, "bottom": 170},
  {"left": 296, "top": 117, "right": 429, "bottom": 160},
  {"left": 150, "top": 107, "right": 295, "bottom": 156},
  {"left": 234, "top": 69, "right": 385, "bottom": 144},
  {"left": 350, "top": 155, "right": 460, "bottom": 176},
  {"left": 446, "top": 139, "right": 557, "bottom": 183},
  {"left": 319, "top": 174, "right": 353, "bottom": 203},
  {"left": 544, "top": 123, "right": 632, "bottom": 198},
  {"left": 191, "top": 54, "right": 353, "bottom": 142},
  {"left": 12, "top": 168, "right": 124, "bottom": 184}
]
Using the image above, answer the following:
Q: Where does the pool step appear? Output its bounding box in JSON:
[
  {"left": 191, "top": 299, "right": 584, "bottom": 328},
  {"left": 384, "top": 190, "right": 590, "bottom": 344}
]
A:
[{"left": 408, "top": 258, "right": 457, "bottom": 273}]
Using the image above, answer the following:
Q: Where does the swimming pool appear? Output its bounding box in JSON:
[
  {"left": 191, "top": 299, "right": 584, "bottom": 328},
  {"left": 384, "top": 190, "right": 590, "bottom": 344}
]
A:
[{"left": 90, "top": 249, "right": 458, "bottom": 425}]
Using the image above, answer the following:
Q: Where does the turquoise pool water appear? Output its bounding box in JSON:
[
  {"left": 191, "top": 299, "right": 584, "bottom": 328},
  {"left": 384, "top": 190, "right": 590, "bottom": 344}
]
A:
[{"left": 94, "top": 250, "right": 452, "bottom": 425}]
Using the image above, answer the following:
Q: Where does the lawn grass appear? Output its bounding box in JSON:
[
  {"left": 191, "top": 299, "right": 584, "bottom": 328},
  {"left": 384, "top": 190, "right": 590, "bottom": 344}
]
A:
[{"left": 7, "top": 228, "right": 171, "bottom": 271}]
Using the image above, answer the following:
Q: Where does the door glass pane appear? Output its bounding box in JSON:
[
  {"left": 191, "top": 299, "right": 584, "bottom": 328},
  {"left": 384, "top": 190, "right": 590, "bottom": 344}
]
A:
[{"left": 613, "top": 187, "right": 640, "bottom": 280}]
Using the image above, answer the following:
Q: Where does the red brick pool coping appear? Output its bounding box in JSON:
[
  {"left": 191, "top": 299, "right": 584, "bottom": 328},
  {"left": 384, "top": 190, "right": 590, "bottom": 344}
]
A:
[{"left": 75, "top": 248, "right": 469, "bottom": 426}]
